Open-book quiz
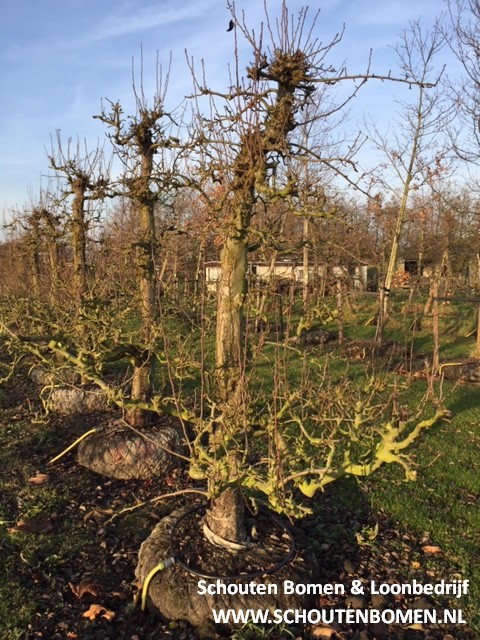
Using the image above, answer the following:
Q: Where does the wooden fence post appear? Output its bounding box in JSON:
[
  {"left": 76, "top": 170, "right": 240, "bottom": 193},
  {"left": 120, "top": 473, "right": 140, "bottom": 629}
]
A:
[{"left": 336, "top": 279, "right": 344, "bottom": 347}]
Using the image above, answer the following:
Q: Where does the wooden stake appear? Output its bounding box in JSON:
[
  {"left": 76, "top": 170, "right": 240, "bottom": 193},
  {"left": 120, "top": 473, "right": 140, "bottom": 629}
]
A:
[{"left": 432, "top": 281, "right": 439, "bottom": 373}]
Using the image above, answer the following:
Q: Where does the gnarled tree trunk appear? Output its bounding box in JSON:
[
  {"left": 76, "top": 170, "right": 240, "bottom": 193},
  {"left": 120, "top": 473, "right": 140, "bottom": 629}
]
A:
[
  {"left": 126, "top": 195, "right": 157, "bottom": 428},
  {"left": 208, "top": 49, "right": 303, "bottom": 546}
]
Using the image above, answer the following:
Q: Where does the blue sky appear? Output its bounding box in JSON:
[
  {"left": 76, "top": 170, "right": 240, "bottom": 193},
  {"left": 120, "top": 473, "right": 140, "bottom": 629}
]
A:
[{"left": 0, "top": 0, "right": 457, "bottom": 220}]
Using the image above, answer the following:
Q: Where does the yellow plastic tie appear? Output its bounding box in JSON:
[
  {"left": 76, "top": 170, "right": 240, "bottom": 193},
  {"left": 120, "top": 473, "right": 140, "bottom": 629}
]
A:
[
  {"left": 48, "top": 428, "right": 96, "bottom": 465},
  {"left": 437, "top": 362, "right": 463, "bottom": 375}
]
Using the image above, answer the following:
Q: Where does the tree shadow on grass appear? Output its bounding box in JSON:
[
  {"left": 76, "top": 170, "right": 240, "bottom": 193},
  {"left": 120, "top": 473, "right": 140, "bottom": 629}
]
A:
[
  {"left": 444, "top": 383, "right": 480, "bottom": 416},
  {"left": 299, "top": 476, "right": 371, "bottom": 579}
]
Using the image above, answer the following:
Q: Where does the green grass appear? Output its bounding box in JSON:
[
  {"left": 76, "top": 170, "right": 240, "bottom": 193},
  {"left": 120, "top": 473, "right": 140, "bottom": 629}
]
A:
[{"left": 361, "top": 380, "right": 480, "bottom": 631}]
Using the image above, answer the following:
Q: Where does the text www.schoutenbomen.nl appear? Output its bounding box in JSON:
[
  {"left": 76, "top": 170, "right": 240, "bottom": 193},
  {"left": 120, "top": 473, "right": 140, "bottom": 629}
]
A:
[{"left": 212, "top": 608, "right": 466, "bottom": 626}]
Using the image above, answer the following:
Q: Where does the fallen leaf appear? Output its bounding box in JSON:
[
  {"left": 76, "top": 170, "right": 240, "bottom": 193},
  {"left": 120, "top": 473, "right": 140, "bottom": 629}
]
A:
[
  {"left": 82, "top": 508, "right": 114, "bottom": 523},
  {"left": 27, "top": 473, "right": 50, "bottom": 485},
  {"left": 406, "top": 623, "right": 424, "bottom": 630},
  {"left": 8, "top": 516, "right": 53, "bottom": 534},
  {"left": 69, "top": 579, "right": 101, "bottom": 599},
  {"left": 421, "top": 544, "right": 442, "bottom": 555},
  {"left": 131, "top": 577, "right": 141, "bottom": 590},
  {"left": 311, "top": 625, "right": 339, "bottom": 638},
  {"left": 410, "top": 561, "right": 421, "bottom": 569},
  {"left": 82, "top": 604, "right": 115, "bottom": 621},
  {"left": 318, "top": 595, "right": 336, "bottom": 607}
]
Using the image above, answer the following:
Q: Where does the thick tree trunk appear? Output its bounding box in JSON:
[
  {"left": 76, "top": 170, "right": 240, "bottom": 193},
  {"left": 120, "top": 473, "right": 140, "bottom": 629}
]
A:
[
  {"left": 26, "top": 215, "right": 42, "bottom": 297},
  {"left": 71, "top": 181, "right": 88, "bottom": 301},
  {"left": 70, "top": 182, "right": 91, "bottom": 384},
  {"left": 215, "top": 233, "right": 248, "bottom": 407},
  {"left": 209, "top": 54, "right": 300, "bottom": 548},
  {"left": 205, "top": 487, "right": 247, "bottom": 546},
  {"left": 127, "top": 359, "right": 153, "bottom": 427},
  {"left": 126, "top": 197, "right": 157, "bottom": 428}
]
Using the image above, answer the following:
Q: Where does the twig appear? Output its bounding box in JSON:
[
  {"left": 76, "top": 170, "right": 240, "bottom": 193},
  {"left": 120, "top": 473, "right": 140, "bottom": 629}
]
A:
[{"left": 105, "top": 489, "right": 208, "bottom": 524}]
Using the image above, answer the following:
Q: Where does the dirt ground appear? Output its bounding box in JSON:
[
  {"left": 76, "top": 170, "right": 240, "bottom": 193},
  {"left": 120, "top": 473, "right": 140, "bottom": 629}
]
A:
[{"left": 0, "top": 369, "right": 474, "bottom": 640}]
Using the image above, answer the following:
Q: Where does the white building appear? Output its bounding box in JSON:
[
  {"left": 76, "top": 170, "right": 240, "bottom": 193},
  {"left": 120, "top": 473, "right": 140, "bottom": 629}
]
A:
[{"left": 205, "top": 260, "right": 326, "bottom": 291}]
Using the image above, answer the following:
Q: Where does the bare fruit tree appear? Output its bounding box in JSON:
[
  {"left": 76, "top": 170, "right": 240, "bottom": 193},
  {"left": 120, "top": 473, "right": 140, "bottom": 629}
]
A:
[
  {"left": 46, "top": 133, "right": 110, "bottom": 303},
  {"left": 187, "top": 1, "right": 429, "bottom": 545},
  {"left": 5, "top": 190, "right": 62, "bottom": 303},
  {"left": 447, "top": 0, "right": 480, "bottom": 321},
  {"left": 447, "top": 0, "right": 480, "bottom": 161},
  {"left": 94, "top": 64, "right": 184, "bottom": 427}
]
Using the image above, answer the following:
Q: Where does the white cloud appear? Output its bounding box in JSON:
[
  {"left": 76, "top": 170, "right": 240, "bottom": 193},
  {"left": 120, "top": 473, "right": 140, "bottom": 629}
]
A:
[{"left": 88, "top": 0, "right": 216, "bottom": 42}]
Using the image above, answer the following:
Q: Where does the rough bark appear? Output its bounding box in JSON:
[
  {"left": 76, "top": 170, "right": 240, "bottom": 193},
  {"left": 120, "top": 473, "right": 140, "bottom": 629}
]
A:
[
  {"left": 205, "top": 486, "right": 247, "bottom": 545},
  {"left": 27, "top": 217, "right": 41, "bottom": 297},
  {"left": 215, "top": 231, "right": 248, "bottom": 406},
  {"left": 125, "top": 149, "right": 157, "bottom": 427},
  {"left": 71, "top": 176, "right": 88, "bottom": 301},
  {"left": 210, "top": 50, "right": 309, "bottom": 543},
  {"left": 127, "top": 358, "right": 153, "bottom": 428}
]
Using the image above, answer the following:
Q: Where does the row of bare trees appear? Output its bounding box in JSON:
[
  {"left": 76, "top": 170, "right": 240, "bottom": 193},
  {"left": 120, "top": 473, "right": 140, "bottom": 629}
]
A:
[{"left": 4, "top": 177, "right": 478, "bottom": 301}]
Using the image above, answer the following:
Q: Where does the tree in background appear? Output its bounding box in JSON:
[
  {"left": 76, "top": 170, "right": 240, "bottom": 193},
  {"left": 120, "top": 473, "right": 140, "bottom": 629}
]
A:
[
  {"left": 46, "top": 133, "right": 110, "bottom": 304},
  {"left": 368, "top": 20, "right": 449, "bottom": 345},
  {"left": 3, "top": 189, "right": 63, "bottom": 304},
  {"left": 94, "top": 64, "right": 185, "bottom": 427},
  {"left": 448, "top": 0, "right": 480, "bottom": 161}
]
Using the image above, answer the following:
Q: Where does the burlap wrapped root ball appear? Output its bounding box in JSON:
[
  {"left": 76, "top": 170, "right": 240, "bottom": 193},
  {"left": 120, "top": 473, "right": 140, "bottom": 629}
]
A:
[
  {"left": 77, "top": 419, "right": 185, "bottom": 479},
  {"left": 29, "top": 365, "right": 79, "bottom": 387},
  {"left": 46, "top": 387, "right": 110, "bottom": 414},
  {"left": 135, "top": 506, "right": 317, "bottom": 634}
]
